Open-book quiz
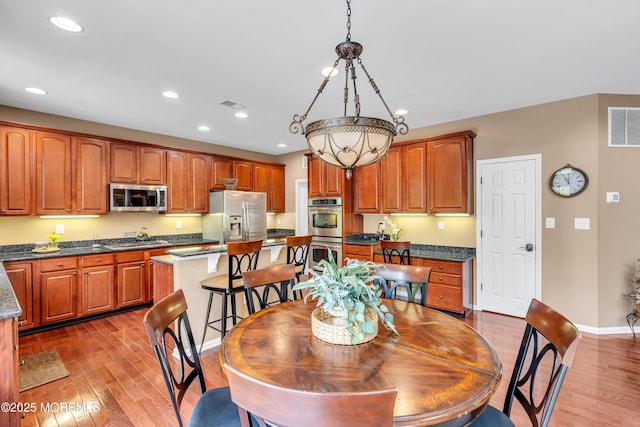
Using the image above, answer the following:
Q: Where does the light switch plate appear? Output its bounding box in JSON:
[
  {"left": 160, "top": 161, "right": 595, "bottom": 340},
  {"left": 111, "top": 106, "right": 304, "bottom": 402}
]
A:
[
  {"left": 55, "top": 224, "right": 64, "bottom": 234},
  {"left": 545, "top": 218, "right": 555, "bottom": 229},
  {"left": 574, "top": 218, "right": 590, "bottom": 230}
]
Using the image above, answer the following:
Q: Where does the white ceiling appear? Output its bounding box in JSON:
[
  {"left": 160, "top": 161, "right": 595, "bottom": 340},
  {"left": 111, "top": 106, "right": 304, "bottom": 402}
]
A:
[{"left": 1, "top": 0, "right": 639, "bottom": 156}]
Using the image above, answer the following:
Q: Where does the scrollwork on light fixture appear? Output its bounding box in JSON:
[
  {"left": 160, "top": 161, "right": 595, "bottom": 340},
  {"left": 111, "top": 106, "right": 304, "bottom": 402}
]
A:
[{"left": 290, "top": 0, "right": 408, "bottom": 179}]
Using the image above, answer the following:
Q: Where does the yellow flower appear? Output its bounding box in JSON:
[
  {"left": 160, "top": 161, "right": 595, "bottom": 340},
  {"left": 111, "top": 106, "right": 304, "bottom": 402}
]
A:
[{"left": 47, "top": 232, "right": 60, "bottom": 241}]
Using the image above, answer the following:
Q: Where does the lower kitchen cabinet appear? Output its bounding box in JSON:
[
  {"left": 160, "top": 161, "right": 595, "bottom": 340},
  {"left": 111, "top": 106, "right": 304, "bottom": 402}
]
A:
[
  {"left": 116, "top": 251, "right": 148, "bottom": 308},
  {"left": 4, "top": 261, "right": 34, "bottom": 330},
  {"left": 81, "top": 254, "right": 115, "bottom": 315},
  {"left": 0, "top": 316, "right": 19, "bottom": 427},
  {"left": 39, "top": 260, "right": 79, "bottom": 324},
  {"left": 344, "top": 243, "right": 380, "bottom": 262}
]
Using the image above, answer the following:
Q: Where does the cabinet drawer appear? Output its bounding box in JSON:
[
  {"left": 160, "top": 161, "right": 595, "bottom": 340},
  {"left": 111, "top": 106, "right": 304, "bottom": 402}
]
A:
[
  {"left": 82, "top": 253, "right": 114, "bottom": 267},
  {"left": 40, "top": 257, "right": 78, "bottom": 272},
  {"left": 116, "top": 250, "right": 145, "bottom": 263},
  {"left": 420, "top": 259, "right": 462, "bottom": 275},
  {"left": 344, "top": 245, "right": 370, "bottom": 256},
  {"left": 430, "top": 272, "right": 462, "bottom": 287},
  {"left": 426, "top": 283, "right": 463, "bottom": 313}
]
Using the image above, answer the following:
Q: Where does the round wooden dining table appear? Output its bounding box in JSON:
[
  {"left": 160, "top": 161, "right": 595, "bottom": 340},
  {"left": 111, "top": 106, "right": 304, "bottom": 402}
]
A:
[{"left": 220, "top": 300, "right": 502, "bottom": 427}]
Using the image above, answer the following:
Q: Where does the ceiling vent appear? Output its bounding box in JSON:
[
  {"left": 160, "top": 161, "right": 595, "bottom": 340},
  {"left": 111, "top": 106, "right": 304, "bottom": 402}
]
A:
[
  {"left": 609, "top": 107, "right": 640, "bottom": 146},
  {"left": 219, "top": 100, "right": 246, "bottom": 110}
]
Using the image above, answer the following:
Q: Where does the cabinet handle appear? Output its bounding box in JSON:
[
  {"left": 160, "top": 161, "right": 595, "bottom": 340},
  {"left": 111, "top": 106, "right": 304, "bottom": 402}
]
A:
[
  {"left": 0, "top": 209, "right": 5, "bottom": 213},
  {"left": 19, "top": 359, "right": 25, "bottom": 366},
  {"left": 96, "top": 259, "right": 101, "bottom": 263},
  {"left": 67, "top": 209, "right": 71, "bottom": 212},
  {"left": 84, "top": 272, "right": 88, "bottom": 275},
  {"left": 57, "top": 263, "right": 62, "bottom": 267},
  {"left": 73, "top": 272, "right": 77, "bottom": 275},
  {"left": 439, "top": 294, "right": 444, "bottom": 299},
  {"left": 438, "top": 265, "right": 444, "bottom": 270},
  {"left": 438, "top": 277, "right": 443, "bottom": 281},
  {"left": 18, "top": 320, "right": 23, "bottom": 327}
]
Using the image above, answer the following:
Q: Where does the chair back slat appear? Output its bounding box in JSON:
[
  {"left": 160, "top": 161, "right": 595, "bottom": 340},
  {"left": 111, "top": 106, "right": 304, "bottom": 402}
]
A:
[
  {"left": 242, "top": 264, "right": 297, "bottom": 314},
  {"left": 380, "top": 240, "right": 411, "bottom": 264},
  {"left": 227, "top": 240, "right": 262, "bottom": 288},
  {"left": 502, "top": 298, "right": 581, "bottom": 427},
  {"left": 224, "top": 363, "right": 397, "bottom": 427},
  {"left": 374, "top": 263, "right": 431, "bottom": 306},
  {"left": 286, "top": 235, "right": 312, "bottom": 279}
]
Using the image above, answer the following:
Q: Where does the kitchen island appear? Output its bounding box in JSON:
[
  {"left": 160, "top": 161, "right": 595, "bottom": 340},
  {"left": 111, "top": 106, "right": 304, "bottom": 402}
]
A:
[{"left": 154, "top": 238, "right": 289, "bottom": 351}]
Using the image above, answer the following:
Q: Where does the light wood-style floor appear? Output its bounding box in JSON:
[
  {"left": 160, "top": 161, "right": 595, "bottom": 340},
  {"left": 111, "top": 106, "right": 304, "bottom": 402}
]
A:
[{"left": 17, "top": 306, "right": 640, "bottom": 427}]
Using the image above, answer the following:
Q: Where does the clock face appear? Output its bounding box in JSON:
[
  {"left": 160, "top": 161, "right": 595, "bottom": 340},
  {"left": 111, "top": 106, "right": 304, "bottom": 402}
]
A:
[{"left": 550, "top": 165, "right": 588, "bottom": 197}]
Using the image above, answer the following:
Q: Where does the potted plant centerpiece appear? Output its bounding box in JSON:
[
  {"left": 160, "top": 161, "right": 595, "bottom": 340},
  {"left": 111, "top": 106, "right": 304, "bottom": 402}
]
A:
[{"left": 292, "top": 251, "right": 398, "bottom": 345}]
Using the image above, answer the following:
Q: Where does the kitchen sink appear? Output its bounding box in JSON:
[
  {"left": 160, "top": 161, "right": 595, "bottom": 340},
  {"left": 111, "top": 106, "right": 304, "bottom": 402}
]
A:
[{"left": 103, "top": 240, "right": 171, "bottom": 250}]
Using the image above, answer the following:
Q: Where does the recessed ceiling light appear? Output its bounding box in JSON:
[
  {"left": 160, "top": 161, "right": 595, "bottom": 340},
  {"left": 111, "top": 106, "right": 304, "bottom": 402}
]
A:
[
  {"left": 277, "top": 143, "right": 287, "bottom": 148},
  {"left": 321, "top": 67, "right": 339, "bottom": 77},
  {"left": 395, "top": 109, "right": 408, "bottom": 115},
  {"left": 235, "top": 112, "right": 248, "bottom": 119},
  {"left": 198, "top": 125, "right": 210, "bottom": 131},
  {"left": 49, "top": 16, "right": 84, "bottom": 33},
  {"left": 25, "top": 87, "right": 47, "bottom": 95},
  {"left": 162, "top": 91, "right": 180, "bottom": 99}
]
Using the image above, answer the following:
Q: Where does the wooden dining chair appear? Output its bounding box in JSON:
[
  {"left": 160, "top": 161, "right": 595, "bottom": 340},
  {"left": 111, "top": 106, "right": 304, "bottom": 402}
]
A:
[
  {"left": 286, "top": 235, "right": 312, "bottom": 285},
  {"left": 199, "top": 239, "right": 262, "bottom": 351},
  {"left": 470, "top": 298, "right": 581, "bottom": 427},
  {"left": 380, "top": 240, "right": 411, "bottom": 265},
  {"left": 374, "top": 263, "right": 432, "bottom": 306},
  {"left": 143, "top": 289, "right": 245, "bottom": 427},
  {"left": 223, "top": 363, "right": 398, "bottom": 427},
  {"left": 241, "top": 263, "right": 296, "bottom": 314}
]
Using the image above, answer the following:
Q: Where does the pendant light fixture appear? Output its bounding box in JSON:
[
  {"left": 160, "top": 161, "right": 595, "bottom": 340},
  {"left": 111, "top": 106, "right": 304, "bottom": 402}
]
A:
[{"left": 290, "top": 0, "right": 408, "bottom": 179}]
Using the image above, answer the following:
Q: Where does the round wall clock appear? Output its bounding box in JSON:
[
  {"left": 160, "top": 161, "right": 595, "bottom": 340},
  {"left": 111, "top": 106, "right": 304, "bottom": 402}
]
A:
[{"left": 549, "top": 164, "right": 589, "bottom": 197}]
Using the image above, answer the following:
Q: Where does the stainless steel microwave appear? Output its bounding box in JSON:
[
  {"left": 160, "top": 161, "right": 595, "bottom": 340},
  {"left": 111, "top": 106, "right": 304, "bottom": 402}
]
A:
[{"left": 109, "top": 184, "right": 168, "bottom": 212}]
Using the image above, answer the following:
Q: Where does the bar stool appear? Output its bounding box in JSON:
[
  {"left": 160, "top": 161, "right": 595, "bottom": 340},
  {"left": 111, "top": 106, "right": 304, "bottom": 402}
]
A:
[
  {"left": 200, "top": 239, "right": 262, "bottom": 351},
  {"left": 286, "top": 235, "right": 312, "bottom": 299},
  {"left": 380, "top": 240, "right": 412, "bottom": 265}
]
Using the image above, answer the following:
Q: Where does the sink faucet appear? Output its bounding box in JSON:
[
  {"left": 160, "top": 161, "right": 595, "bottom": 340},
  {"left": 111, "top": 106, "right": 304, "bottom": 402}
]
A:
[{"left": 136, "top": 227, "right": 150, "bottom": 242}]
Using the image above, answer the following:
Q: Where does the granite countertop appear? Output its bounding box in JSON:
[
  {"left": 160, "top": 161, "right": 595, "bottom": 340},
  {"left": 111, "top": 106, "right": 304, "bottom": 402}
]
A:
[{"left": 166, "top": 237, "right": 287, "bottom": 258}]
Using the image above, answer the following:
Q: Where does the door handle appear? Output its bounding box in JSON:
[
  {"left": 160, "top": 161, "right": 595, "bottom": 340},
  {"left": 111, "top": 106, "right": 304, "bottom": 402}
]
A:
[{"left": 518, "top": 243, "right": 534, "bottom": 252}]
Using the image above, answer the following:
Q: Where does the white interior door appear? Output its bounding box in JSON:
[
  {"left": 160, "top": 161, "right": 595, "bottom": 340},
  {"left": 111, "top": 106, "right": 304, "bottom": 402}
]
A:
[
  {"left": 295, "top": 179, "right": 308, "bottom": 235},
  {"left": 477, "top": 155, "right": 541, "bottom": 318}
]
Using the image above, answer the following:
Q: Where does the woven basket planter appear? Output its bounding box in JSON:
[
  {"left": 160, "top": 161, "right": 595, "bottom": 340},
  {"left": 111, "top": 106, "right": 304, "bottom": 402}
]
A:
[{"left": 311, "top": 307, "right": 378, "bottom": 345}]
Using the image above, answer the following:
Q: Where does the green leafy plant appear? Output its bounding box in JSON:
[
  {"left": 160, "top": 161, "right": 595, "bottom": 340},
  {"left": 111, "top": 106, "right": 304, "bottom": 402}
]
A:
[{"left": 292, "top": 250, "right": 398, "bottom": 343}]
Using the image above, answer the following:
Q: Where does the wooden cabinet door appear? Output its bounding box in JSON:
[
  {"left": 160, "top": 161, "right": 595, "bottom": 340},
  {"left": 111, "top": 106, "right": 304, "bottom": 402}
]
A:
[
  {"left": 212, "top": 156, "right": 234, "bottom": 190},
  {"left": 380, "top": 146, "right": 403, "bottom": 213},
  {"left": 81, "top": 265, "right": 115, "bottom": 315},
  {"left": 166, "top": 150, "right": 188, "bottom": 213},
  {"left": 73, "top": 137, "right": 109, "bottom": 214},
  {"left": 353, "top": 162, "right": 380, "bottom": 213},
  {"left": 117, "top": 261, "right": 146, "bottom": 307},
  {"left": 110, "top": 143, "right": 138, "bottom": 183},
  {"left": 252, "top": 163, "right": 269, "bottom": 193},
  {"left": 40, "top": 269, "right": 78, "bottom": 323},
  {"left": 323, "top": 162, "right": 342, "bottom": 196},
  {"left": 308, "top": 156, "right": 323, "bottom": 197},
  {"left": 0, "top": 127, "right": 32, "bottom": 215},
  {"left": 269, "top": 165, "right": 285, "bottom": 213},
  {"left": 403, "top": 142, "right": 427, "bottom": 212},
  {"left": 189, "top": 153, "right": 211, "bottom": 213},
  {"left": 234, "top": 160, "right": 253, "bottom": 191},
  {"left": 36, "top": 132, "right": 72, "bottom": 214},
  {"left": 428, "top": 136, "right": 472, "bottom": 214},
  {"left": 5, "top": 262, "right": 34, "bottom": 329},
  {"left": 139, "top": 147, "right": 166, "bottom": 185}
]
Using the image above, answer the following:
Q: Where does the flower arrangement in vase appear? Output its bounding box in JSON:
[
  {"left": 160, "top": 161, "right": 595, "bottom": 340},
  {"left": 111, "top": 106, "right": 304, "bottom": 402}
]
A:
[{"left": 47, "top": 232, "right": 60, "bottom": 248}]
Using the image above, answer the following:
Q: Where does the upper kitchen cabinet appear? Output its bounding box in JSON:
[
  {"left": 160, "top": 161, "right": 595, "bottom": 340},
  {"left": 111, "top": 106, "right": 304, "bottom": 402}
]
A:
[
  {"left": 72, "top": 137, "right": 109, "bottom": 214},
  {"left": 233, "top": 160, "right": 252, "bottom": 191},
  {"left": 0, "top": 126, "right": 32, "bottom": 215},
  {"left": 166, "top": 150, "right": 211, "bottom": 214},
  {"left": 427, "top": 131, "right": 475, "bottom": 214},
  {"left": 211, "top": 156, "right": 234, "bottom": 190},
  {"left": 353, "top": 162, "right": 380, "bottom": 213},
  {"left": 36, "top": 132, "right": 72, "bottom": 214},
  {"left": 253, "top": 163, "right": 285, "bottom": 212},
  {"left": 308, "top": 155, "right": 342, "bottom": 198},
  {"left": 379, "top": 142, "right": 428, "bottom": 213},
  {"left": 110, "top": 143, "right": 166, "bottom": 185}
]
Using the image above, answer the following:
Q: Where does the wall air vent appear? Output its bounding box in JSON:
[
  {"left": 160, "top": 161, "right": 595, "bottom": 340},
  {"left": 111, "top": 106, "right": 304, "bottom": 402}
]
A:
[
  {"left": 219, "top": 100, "right": 246, "bottom": 110},
  {"left": 609, "top": 107, "right": 640, "bottom": 146}
]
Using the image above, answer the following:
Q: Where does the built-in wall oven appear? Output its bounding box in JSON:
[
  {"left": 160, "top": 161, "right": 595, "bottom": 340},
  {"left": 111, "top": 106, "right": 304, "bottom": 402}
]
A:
[{"left": 308, "top": 198, "right": 343, "bottom": 268}]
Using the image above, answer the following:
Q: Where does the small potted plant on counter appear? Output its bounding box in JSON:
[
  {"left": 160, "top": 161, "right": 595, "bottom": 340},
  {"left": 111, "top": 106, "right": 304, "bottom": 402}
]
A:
[{"left": 292, "top": 251, "right": 398, "bottom": 345}]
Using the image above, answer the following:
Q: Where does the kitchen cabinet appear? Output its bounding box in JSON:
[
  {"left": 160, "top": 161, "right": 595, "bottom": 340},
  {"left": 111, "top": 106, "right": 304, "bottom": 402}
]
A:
[
  {"left": 80, "top": 254, "right": 115, "bottom": 316},
  {"left": 211, "top": 156, "right": 234, "bottom": 190},
  {"left": 234, "top": 160, "right": 253, "bottom": 191},
  {"left": 35, "top": 132, "right": 72, "bottom": 214},
  {"left": 39, "top": 257, "right": 79, "bottom": 324},
  {"left": 0, "top": 316, "right": 19, "bottom": 427},
  {"left": 116, "top": 251, "right": 147, "bottom": 308},
  {"left": 343, "top": 243, "right": 380, "bottom": 262},
  {"left": 73, "top": 137, "right": 109, "bottom": 214},
  {"left": 0, "top": 126, "right": 32, "bottom": 215},
  {"left": 379, "top": 143, "right": 428, "bottom": 213},
  {"left": 253, "top": 163, "right": 285, "bottom": 212},
  {"left": 427, "top": 134, "right": 474, "bottom": 214},
  {"left": 166, "top": 150, "right": 211, "bottom": 213},
  {"left": 110, "top": 143, "right": 166, "bottom": 185},
  {"left": 152, "top": 260, "right": 174, "bottom": 303},
  {"left": 308, "top": 156, "right": 342, "bottom": 198},
  {"left": 353, "top": 162, "right": 380, "bottom": 213},
  {"left": 5, "top": 261, "right": 34, "bottom": 330}
]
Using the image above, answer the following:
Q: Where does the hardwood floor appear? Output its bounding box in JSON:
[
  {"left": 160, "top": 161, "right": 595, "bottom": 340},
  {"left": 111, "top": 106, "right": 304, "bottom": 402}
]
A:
[{"left": 17, "top": 307, "right": 640, "bottom": 427}]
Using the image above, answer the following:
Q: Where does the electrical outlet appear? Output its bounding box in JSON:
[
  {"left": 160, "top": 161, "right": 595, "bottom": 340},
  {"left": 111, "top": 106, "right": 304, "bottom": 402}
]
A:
[
  {"left": 55, "top": 224, "right": 64, "bottom": 234},
  {"left": 176, "top": 221, "right": 182, "bottom": 229},
  {"left": 437, "top": 222, "right": 444, "bottom": 230}
]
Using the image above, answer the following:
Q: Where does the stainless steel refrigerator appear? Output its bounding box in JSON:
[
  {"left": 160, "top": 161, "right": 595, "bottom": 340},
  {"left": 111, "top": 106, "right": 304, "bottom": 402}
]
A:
[{"left": 202, "top": 191, "right": 267, "bottom": 243}]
